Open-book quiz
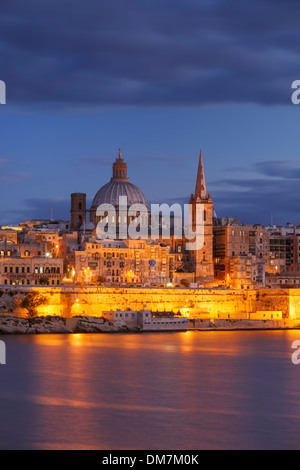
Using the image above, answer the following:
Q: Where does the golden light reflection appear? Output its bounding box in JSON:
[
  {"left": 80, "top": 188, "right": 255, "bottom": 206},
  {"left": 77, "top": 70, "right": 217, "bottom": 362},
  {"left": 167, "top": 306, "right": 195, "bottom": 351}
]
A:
[{"left": 69, "top": 334, "right": 85, "bottom": 347}]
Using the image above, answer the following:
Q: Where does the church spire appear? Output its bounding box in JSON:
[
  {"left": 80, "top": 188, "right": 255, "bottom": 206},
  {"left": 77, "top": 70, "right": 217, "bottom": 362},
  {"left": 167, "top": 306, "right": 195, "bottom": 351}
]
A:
[{"left": 195, "top": 150, "right": 207, "bottom": 200}]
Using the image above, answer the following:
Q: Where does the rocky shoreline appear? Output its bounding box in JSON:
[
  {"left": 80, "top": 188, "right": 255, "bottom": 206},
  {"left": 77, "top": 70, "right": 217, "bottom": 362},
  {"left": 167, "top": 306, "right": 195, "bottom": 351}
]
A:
[
  {"left": 0, "top": 315, "right": 123, "bottom": 335},
  {"left": 0, "top": 314, "right": 300, "bottom": 335}
]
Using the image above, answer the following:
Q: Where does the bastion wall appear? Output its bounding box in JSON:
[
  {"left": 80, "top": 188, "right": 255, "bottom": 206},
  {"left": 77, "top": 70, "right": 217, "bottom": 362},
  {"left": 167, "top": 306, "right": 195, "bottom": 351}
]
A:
[{"left": 0, "top": 286, "right": 300, "bottom": 319}]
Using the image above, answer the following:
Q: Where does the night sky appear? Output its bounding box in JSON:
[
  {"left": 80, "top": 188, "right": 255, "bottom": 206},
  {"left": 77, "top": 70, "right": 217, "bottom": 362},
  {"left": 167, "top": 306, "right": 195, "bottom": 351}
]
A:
[{"left": 1, "top": 0, "right": 300, "bottom": 226}]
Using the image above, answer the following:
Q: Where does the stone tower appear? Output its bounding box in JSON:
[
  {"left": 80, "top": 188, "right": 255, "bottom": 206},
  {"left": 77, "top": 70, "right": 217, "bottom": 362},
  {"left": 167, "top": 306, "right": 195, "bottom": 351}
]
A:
[
  {"left": 189, "top": 151, "right": 214, "bottom": 285},
  {"left": 70, "top": 193, "right": 86, "bottom": 230}
]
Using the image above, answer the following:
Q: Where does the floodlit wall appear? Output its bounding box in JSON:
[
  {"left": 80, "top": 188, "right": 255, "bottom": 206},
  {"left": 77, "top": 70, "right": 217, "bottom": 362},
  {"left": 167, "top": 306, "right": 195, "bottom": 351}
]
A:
[{"left": 0, "top": 286, "right": 299, "bottom": 319}]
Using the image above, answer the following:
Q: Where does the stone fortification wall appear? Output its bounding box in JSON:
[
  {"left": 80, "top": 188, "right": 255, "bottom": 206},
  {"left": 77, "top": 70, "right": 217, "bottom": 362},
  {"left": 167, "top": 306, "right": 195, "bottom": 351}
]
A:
[{"left": 0, "top": 286, "right": 299, "bottom": 319}]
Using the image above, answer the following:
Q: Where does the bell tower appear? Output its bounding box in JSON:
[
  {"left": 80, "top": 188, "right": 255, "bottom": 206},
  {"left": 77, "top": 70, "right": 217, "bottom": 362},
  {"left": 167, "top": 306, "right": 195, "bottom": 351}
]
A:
[
  {"left": 189, "top": 151, "right": 214, "bottom": 285},
  {"left": 70, "top": 193, "right": 86, "bottom": 230}
]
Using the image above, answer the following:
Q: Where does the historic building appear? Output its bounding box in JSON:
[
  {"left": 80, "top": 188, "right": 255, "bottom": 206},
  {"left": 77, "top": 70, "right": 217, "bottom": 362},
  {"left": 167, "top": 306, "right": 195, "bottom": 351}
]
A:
[
  {"left": 4, "top": 146, "right": 300, "bottom": 289},
  {"left": 188, "top": 151, "right": 214, "bottom": 284},
  {"left": 213, "top": 222, "right": 269, "bottom": 283},
  {"left": 74, "top": 237, "right": 169, "bottom": 285},
  {"left": 0, "top": 257, "right": 63, "bottom": 286},
  {"left": 67, "top": 148, "right": 216, "bottom": 286},
  {"left": 70, "top": 193, "right": 87, "bottom": 230}
]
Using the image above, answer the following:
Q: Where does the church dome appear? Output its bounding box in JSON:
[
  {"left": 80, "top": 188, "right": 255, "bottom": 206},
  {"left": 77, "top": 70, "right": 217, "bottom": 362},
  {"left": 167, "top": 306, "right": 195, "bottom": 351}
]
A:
[
  {"left": 90, "top": 149, "right": 149, "bottom": 211},
  {"left": 91, "top": 180, "right": 148, "bottom": 209}
]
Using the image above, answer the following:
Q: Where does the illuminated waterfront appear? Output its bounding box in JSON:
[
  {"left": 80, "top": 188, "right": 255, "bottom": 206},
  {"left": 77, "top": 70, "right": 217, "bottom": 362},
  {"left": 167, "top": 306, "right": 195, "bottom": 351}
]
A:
[{"left": 0, "top": 331, "right": 300, "bottom": 450}]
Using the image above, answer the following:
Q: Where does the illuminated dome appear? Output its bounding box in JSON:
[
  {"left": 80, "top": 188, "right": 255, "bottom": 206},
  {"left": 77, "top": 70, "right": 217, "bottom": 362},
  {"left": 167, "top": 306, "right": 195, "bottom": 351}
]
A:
[
  {"left": 90, "top": 149, "right": 149, "bottom": 223},
  {"left": 91, "top": 180, "right": 148, "bottom": 209}
]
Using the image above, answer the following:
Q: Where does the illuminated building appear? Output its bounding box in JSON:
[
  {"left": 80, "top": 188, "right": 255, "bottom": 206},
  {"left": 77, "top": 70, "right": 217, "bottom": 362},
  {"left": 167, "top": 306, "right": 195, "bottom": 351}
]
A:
[
  {"left": 188, "top": 151, "right": 214, "bottom": 284},
  {"left": 74, "top": 238, "right": 169, "bottom": 285},
  {"left": 0, "top": 256, "right": 63, "bottom": 285}
]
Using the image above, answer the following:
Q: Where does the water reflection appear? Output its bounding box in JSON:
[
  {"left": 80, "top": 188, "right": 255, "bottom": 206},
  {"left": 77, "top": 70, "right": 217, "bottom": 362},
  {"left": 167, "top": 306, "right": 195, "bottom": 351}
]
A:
[{"left": 0, "top": 331, "right": 300, "bottom": 449}]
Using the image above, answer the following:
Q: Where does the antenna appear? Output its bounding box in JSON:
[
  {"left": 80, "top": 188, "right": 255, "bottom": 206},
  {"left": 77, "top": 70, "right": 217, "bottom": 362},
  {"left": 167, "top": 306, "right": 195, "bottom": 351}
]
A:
[{"left": 50, "top": 208, "right": 53, "bottom": 220}]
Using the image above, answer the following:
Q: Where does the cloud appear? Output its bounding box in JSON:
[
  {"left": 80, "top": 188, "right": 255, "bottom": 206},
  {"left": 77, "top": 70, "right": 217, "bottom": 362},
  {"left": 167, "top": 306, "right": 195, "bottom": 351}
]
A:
[
  {"left": 210, "top": 159, "right": 300, "bottom": 225},
  {"left": 77, "top": 154, "right": 181, "bottom": 169},
  {"left": 0, "top": 172, "right": 32, "bottom": 185},
  {"left": 1, "top": 197, "right": 71, "bottom": 225},
  {"left": 254, "top": 161, "right": 300, "bottom": 179},
  {"left": 22, "top": 197, "right": 72, "bottom": 221},
  {"left": 0, "top": 155, "right": 32, "bottom": 186},
  {"left": 1, "top": 0, "right": 299, "bottom": 109}
]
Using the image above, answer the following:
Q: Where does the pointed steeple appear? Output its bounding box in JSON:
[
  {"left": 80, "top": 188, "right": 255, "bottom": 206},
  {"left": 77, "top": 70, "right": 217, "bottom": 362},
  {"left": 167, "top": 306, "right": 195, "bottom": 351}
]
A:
[{"left": 195, "top": 150, "right": 207, "bottom": 200}]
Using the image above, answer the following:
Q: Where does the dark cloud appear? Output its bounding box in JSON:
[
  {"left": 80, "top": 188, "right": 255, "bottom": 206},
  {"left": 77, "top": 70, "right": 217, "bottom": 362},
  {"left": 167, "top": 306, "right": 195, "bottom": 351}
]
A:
[
  {"left": 211, "top": 160, "right": 300, "bottom": 225},
  {"left": 254, "top": 161, "right": 300, "bottom": 179},
  {"left": 0, "top": 0, "right": 299, "bottom": 109},
  {"left": 22, "top": 197, "right": 94, "bottom": 223},
  {"left": 1, "top": 197, "right": 73, "bottom": 225}
]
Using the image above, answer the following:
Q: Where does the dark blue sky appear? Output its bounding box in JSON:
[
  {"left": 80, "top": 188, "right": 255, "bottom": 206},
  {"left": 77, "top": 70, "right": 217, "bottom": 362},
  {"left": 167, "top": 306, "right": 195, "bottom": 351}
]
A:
[{"left": 1, "top": 0, "right": 300, "bottom": 226}]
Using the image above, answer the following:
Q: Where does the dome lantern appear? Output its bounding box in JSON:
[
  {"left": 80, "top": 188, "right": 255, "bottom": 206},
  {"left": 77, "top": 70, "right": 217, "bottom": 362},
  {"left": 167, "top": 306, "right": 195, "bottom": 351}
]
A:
[
  {"left": 112, "top": 147, "right": 129, "bottom": 181},
  {"left": 90, "top": 149, "right": 149, "bottom": 226}
]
